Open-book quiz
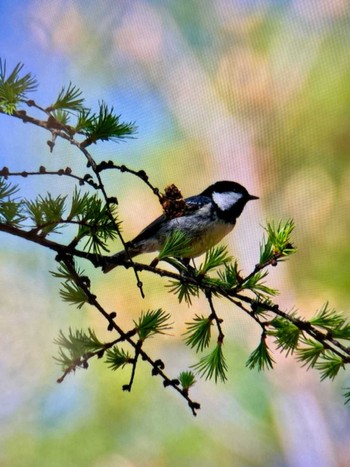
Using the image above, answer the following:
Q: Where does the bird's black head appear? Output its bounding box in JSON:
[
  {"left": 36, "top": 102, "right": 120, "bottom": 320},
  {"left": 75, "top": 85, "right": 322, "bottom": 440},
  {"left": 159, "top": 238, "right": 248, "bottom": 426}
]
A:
[{"left": 200, "top": 180, "right": 259, "bottom": 222}]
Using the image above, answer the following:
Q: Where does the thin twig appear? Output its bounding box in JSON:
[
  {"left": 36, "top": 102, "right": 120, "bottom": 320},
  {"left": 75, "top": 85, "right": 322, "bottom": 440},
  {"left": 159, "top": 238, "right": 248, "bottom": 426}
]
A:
[
  {"left": 59, "top": 254, "right": 200, "bottom": 415},
  {"left": 205, "top": 291, "right": 225, "bottom": 344}
]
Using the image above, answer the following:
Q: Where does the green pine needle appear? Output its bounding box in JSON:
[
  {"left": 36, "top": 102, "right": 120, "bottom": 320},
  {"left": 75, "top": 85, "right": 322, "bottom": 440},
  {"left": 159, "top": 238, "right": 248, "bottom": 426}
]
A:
[
  {"left": 315, "top": 351, "right": 345, "bottom": 381},
  {"left": 242, "top": 270, "right": 278, "bottom": 298},
  {"left": 47, "top": 82, "right": 84, "bottom": 112},
  {"left": 50, "top": 261, "right": 85, "bottom": 282},
  {"left": 178, "top": 371, "right": 196, "bottom": 390},
  {"left": 81, "top": 101, "right": 136, "bottom": 144},
  {"left": 167, "top": 279, "right": 199, "bottom": 305},
  {"left": 0, "top": 177, "right": 20, "bottom": 200},
  {"left": 183, "top": 315, "right": 212, "bottom": 352},
  {"left": 158, "top": 230, "right": 193, "bottom": 260},
  {"left": 53, "top": 328, "right": 104, "bottom": 367},
  {"left": 59, "top": 280, "right": 89, "bottom": 309},
  {"left": 0, "top": 199, "right": 25, "bottom": 226},
  {"left": 0, "top": 178, "right": 24, "bottom": 226},
  {"left": 51, "top": 261, "right": 90, "bottom": 309},
  {"left": 75, "top": 108, "right": 94, "bottom": 133},
  {"left": 310, "top": 302, "right": 345, "bottom": 330},
  {"left": 134, "top": 309, "right": 172, "bottom": 341},
  {"left": 259, "top": 219, "right": 296, "bottom": 264},
  {"left": 67, "top": 188, "right": 91, "bottom": 220},
  {"left": 25, "top": 193, "right": 67, "bottom": 235},
  {"left": 51, "top": 109, "right": 70, "bottom": 126},
  {"left": 192, "top": 344, "right": 228, "bottom": 383},
  {"left": 246, "top": 334, "right": 275, "bottom": 371},
  {"left": 105, "top": 347, "right": 132, "bottom": 371},
  {"left": 198, "top": 245, "right": 232, "bottom": 275},
  {"left": 330, "top": 324, "right": 350, "bottom": 340},
  {"left": 296, "top": 337, "right": 324, "bottom": 369},
  {"left": 71, "top": 193, "right": 120, "bottom": 254},
  {"left": 343, "top": 388, "right": 350, "bottom": 405},
  {"left": 269, "top": 316, "right": 301, "bottom": 356},
  {"left": 309, "top": 303, "right": 350, "bottom": 340},
  {"left": 0, "top": 59, "right": 37, "bottom": 113},
  {"left": 217, "top": 261, "right": 240, "bottom": 289}
]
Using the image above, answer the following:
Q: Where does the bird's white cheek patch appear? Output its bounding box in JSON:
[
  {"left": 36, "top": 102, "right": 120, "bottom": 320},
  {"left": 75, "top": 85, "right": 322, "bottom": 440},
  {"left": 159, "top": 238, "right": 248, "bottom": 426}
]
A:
[{"left": 212, "top": 191, "right": 242, "bottom": 210}]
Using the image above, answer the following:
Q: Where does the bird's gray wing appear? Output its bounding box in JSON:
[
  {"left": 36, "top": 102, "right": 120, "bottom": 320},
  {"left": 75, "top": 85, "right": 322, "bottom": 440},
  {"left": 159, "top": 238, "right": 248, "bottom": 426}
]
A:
[{"left": 130, "top": 195, "right": 211, "bottom": 245}]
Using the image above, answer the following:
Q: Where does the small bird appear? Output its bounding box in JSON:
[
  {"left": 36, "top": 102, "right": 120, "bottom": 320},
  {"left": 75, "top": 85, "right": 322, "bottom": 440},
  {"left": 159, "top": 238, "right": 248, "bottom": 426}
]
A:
[{"left": 102, "top": 181, "right": 258, "bottom": 273}]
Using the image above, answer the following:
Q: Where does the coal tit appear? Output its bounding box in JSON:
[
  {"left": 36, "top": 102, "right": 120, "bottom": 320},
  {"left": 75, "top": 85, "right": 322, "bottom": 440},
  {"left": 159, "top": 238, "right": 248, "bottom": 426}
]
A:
[{"left": 102, "top": 181, "right": 258, "bottom": 273}]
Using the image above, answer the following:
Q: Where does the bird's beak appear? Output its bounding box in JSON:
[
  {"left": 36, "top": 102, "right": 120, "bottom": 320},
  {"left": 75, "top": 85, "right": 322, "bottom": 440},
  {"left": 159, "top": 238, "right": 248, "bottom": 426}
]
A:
[{"left": 248, "top": 194, "right": 259, "bottom": 200}]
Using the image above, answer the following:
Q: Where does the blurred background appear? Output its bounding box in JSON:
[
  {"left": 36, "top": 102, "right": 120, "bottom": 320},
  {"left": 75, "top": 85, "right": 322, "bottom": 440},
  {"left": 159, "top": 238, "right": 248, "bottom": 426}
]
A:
[{"left": 1, "top": 0, "right": 350, "bottom": 465}]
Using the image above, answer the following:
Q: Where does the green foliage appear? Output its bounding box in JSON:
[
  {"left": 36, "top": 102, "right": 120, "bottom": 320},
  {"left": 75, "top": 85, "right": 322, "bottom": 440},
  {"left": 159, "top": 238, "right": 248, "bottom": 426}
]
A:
[
  {"left": 105, "top": 347, "right": 133, "bottom": 370},
  {"left": 259, "top": 219, "right": 296, "bottom": 264},
  {"left": 23, "top": 187, "right": 122, "bottom": 254},
  {"left": 217, "top": 261, "right": 240, "bottom": 289},
  {"left": 25, "top": 193, "right": 66, "bottom": 235},
  {"left": 0, "top": 177, "right": 20, "bottom": 200},
  {"left": 192, "top": 344, "right": 228, "bottom": 382},
  {"left": 178, "top": 371, "right": 196, "bottom": 391},
  {"left": 198, "top": 245, "right": 232, "bottom": 275},
  {"left": 50, "top": 261, "right": 83, "bottom": 281},
  {"left": 184, "top": 315, "right": 212, "bottom": 352},
  {"left": 68, "top": 188, "right": 92, "bottom": 220},
  {"left": 330, "top": 325, "right": 350, "bottom": 340},
  {"left": 59, "top": 280, "right": 89, "bottom": 309},
  {"left": 158, "top": 230, "right": 193, "bottom": 261},
  {"left": 315, "top": 351, "right": 345, "bottom": 381},
  {"left": 310, "top": 303, "right": 345, "bottom": 329},
  {"left": 75, "top": 108, "right": 93, "bottom": 133},
  {"left": 72, "top": 193, "right": 120, "bottom": 254},
  {"left": 47, "top": 82, "right": 84, "bottom": 112},
  {"left": 0, "top": 60, "right": 37, "bottom": 113},
  {"left": 80, "top": 101, "right": 136, "bottom": 145},
  {"left": 0, "top": 199, "right": 24, "bottom": 226},
  {"left": 51, "top": 262, "right": 89, "bottom": 309},
  {"left": 167, "top": 279, "right": 199, "bottom": 305},
  {"left": 166, "top": 246, "right": 233, "bottom": 304},
  {"left": 54, "top": 328, "right": 104, "bottom": 368},
  {"left": 310, "top": 303, "right": 350, "bottom": 339},
  {"left": 134, "top": 309, "right": 172, "bottom": 341},
  {"left": 51, "top": 109, "right": 70, "bottom": 126},
  {"left": 269, "top": 316, "right": 301, "bottom": 356},
  {"left": 246, "top": 334, "right": 275, "bottom": 371},
  {"left": 0, "top": 178, "right": 24, "bottom": 226},
  {"left": 344, "top": 389, "right": 350, "bottom": 405},
  {"left": 296, "top": 337, "right": 324, "bottom": 369},
  {"left": 0, "top": 60, "right": 136, "bottom": 145},
  {"left": 1, "top": 176, "right": 122, "bottom": 256},
  {"left": 241, "top": 270, "right": 278, "bottom": 298}
]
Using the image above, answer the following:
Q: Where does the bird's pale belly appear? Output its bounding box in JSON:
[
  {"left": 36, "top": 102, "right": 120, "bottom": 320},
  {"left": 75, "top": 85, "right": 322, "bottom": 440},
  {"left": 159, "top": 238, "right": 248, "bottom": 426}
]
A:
[{"left": 182, "top": 221, "right": 235, "bottom": 258}]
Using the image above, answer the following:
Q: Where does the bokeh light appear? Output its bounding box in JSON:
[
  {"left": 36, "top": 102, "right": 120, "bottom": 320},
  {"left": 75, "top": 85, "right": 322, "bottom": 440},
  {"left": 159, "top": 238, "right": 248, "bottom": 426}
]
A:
[{"left": 1, "top": 1, "right": 350, "bottom": 465}]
